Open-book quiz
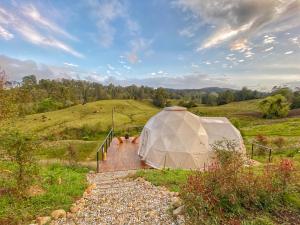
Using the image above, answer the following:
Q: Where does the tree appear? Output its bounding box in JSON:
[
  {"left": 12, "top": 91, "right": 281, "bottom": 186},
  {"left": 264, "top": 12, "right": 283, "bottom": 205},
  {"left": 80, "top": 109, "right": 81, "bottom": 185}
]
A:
[
  {"left": 0, "top": 70, "right": 16, "bottom": 122},
  {"left": 153, "top": 87, "right": 168, "bottom": 107},
  {"left": 206, "top": 92, "right": 218, "bottom": 106},
  {"left": 217, "top": 90, "right": 235, "bottom": 105},
  {"left": 259, "top": 94, "right": 290, "bottom": 119},
  {"left": 291, "top": 96, "right": 300, "bottom": 109},
  {"left": 22, "top": 75, "right": 37, "bottom": 86},
  {"left": 271, "top": 87, "right": 293, "bottom": 102}
]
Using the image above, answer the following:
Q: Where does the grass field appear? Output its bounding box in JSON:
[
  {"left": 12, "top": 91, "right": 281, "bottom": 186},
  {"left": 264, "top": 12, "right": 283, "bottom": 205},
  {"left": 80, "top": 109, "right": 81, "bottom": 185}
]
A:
[
  {"left": 4, "top": 99, "right": 300, "bottom": 163},
  {"left": 5, "top": 100, "right": 159, "bottom": 162},
  {"left": 1, "top": 99, "right": 300, "bottom": 224},
  {"left": 0, "top": 162, "right": 88, "bottom": 224}
]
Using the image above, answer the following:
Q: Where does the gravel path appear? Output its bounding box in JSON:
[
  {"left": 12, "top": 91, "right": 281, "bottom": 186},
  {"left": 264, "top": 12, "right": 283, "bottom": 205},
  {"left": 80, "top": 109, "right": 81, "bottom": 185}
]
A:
[{"left": 51, "top": 170, "right": 182, "bottom": 225}]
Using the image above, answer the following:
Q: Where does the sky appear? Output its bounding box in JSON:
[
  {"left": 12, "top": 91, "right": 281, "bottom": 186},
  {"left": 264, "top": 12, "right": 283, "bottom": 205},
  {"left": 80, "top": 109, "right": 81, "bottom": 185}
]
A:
[{"left": 0, "top": 0, "right": 300, "bottom": 90}]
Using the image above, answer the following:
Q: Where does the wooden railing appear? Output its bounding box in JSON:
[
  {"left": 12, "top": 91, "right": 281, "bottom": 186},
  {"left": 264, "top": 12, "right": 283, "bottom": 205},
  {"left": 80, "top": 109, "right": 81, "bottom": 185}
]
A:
[
  {"left": 96, "top": 128, "right": 113, "bottom": 173},
  {"left": 251, "top": 141, "right": 273, "bottom": 162}
]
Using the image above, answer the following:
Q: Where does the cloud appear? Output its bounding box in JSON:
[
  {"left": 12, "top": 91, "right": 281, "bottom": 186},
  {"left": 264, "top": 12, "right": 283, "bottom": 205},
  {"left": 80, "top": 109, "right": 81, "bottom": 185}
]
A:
[
  {"left": 22, "top": 4, "right": 77, "bottom": 41},
  {"left": 2, "top": 54, "right": 298, "bottom": 91},
  {"left": 0, "top": 5, "right": 83, "bottom": 57},
  {"left": 263, "top": 35, "right": 276, "bottom": 44},
  {"left": 105, "top": 73, "right": 235, "bottom": 89},
  {"left": 264, "top": 46, "right": 274, "bottom": 52},
  {"left": 0, "top": 25, "right": 14, "bottom": 40},
  {"left": 64, "top": 62, "right": 78, "bottom": 68},
  {"left": 175, "top": 0, "right": 300, "bottom": 49},
  {"left": 87, "top": 0, "right": 139, "bottom": 48},
  {"left": 107, "top": 64, "right": 115, "bottom": 70},
  {"left": 230, "top": 38, "right": 251, "bottom": 52},
  {"left": 284, "top": 50, "right": 294, "bottom": 54},
  {"left": 179, "top": 25, "right": 200, "bottom": 38},
  {"left": 289, "top": 36, "right": 300, "bottom": 47},
  {"left": 0, "top": 55, "right": 97, "bottom": 81},
  {"left": 126, "top": 38, "right": 153, "bottom": 64}
]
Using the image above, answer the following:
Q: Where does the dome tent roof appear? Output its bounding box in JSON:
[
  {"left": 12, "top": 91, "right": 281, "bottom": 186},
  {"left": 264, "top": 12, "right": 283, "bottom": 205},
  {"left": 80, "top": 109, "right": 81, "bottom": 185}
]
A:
[{"left": 138, "top": 106, "right": 245, "bottom": 169}]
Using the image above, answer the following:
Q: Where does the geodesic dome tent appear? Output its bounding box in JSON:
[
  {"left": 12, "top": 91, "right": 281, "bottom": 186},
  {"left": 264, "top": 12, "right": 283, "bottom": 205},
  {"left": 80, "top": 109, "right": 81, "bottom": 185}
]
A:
[{"left": 138, "top": 106, "right": 245, "bottom": 169}]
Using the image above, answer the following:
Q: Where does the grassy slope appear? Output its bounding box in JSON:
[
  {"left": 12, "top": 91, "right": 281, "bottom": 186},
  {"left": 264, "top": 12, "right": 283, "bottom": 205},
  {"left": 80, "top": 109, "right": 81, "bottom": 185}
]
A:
[
  {"left": 7, "top": 100, "right": 159, "bottom": 161},
  {"left": 10, "top": 99, "right": 158, "bottom": 137}
]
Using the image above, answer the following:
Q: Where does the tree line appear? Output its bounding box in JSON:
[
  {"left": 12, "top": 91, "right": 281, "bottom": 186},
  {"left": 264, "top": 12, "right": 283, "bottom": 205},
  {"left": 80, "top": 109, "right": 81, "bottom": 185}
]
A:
[{"left": 2, "top": 74, "right": 300, "bottom": 115}]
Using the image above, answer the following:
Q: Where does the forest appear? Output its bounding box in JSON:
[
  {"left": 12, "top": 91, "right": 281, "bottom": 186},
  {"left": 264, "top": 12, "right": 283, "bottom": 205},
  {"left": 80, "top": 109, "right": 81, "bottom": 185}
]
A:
[{"left": 3, "top": 74, "right": 300, "bottom": 116}]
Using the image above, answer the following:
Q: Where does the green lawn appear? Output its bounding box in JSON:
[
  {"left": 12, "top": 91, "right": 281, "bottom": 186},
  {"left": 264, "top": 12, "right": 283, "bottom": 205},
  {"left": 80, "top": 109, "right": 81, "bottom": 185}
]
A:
[{"left": 0, "top": 162, "right": 88, "bottom": 225}]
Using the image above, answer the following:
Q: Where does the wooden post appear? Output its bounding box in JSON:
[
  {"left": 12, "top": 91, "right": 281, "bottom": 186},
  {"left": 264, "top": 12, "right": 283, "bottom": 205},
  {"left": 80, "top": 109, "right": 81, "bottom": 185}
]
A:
[
  {"left": 96, "top": 151, "right": 99, "bottom": 173},
  {"left": 163, "top": 154, "right": 167, "bottom": 169},
  {"left": 268, "top": 148, "right": 272, "bottom": 162},
  {"left": 112, "top": 107, "right": 115, "bottom": 135},
  {"left": 251, "top": 143, "right": 254, "bottom": 159}
]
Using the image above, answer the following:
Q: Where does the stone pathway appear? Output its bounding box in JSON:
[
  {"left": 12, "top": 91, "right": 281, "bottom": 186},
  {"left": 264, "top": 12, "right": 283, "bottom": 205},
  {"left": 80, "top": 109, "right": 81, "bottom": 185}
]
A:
[{"left": 51, "top": 170, "right": 183, "bottom": 225}]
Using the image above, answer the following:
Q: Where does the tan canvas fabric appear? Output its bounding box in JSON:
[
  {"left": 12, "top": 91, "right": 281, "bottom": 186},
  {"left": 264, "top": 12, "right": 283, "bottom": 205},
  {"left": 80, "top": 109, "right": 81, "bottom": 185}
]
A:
[{"left": 138, "top": 106, "right": 245, "bottom": 169}]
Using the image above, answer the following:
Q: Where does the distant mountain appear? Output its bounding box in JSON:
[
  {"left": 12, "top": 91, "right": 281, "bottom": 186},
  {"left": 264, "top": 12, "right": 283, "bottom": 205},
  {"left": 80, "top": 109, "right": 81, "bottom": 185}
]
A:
[{"left": 167, "top": 87, "right": 236, "bottom": 93}]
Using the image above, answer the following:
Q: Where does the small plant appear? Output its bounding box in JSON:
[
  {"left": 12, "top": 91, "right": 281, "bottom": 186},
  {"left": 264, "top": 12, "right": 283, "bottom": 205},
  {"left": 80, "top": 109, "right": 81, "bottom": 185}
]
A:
[
  {"left": 272, "top": 137, "right": 285, "bottom": 150},
  {"left": 255, "top": 134, "right": 269, "bottom": 155},
  {"left": 67, "top": 144, "right": 79, "bottom": 166}
]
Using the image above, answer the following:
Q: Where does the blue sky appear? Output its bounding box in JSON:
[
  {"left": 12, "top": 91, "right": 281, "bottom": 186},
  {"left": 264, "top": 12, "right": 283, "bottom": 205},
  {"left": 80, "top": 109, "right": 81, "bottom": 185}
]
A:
[{"left": 0, "top": 0, "right": 300, "bottom": 90}]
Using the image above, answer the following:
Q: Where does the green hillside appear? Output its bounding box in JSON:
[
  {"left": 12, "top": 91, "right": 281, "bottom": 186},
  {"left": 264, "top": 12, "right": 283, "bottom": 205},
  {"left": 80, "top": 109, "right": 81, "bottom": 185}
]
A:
[
  {"left": 5, "top": 99, "right": 300, "bottom": 163},
  {"left": 6, "top": 100, "right": 159, "bottom": 161},
  {"left": 11, "top": 99, "right": 159, "bottom": 137}
]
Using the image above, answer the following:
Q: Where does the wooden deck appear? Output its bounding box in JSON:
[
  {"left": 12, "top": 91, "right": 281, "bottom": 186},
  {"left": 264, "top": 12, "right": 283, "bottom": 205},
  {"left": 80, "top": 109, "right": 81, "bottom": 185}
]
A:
[{"left": 97, "top": 137, "right": 150, "bottom": 172}]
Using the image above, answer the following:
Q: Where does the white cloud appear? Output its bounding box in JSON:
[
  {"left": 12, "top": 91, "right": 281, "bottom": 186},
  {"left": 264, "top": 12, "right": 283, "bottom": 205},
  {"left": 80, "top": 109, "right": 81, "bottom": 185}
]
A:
[
  {"left": 230, "top": 38, "right": 252, "bottom": 53},
  {"left": 263, "top": 35, "right": 276, "bottom": 44},
  {"left": 191, "top": 63, "right": 199, "bottom": 68},
  {"left": 264, "top": 46, "right": 274, "bottom": 52},
  {"left": 0, "top": 55, "right": 84, "bottom": 80},
  {"left": 126, "top": 38, "right": 153, "bottom": 64},
  {"left": 289, "top": 36, "right": 300, "bottom": 47},
  {"left": 87, "top": 0, "right": 140, "bottom": 48},
  {"left": 123, "top": 65, "right": 131, "bottom": 70},
  {"left": 64, "top": 62, "right": 78, "bottom": 68},
  {"left": 22, "top": 4, "right": 77, "bottom": 41},
  {"left": 0, "top": 25, "right": 14, "bottom": 40},
  {"left": 175, "top": 0, "right": 300, "bottom": 50},
  {"left": 284, "top": 50, "right": 294, "bottom": 54},
  {"left": 0, "top": 6, "right": 83, "bottom": 57},
  {"left": 244, "top": 51, "right": 254, "bottom": 58},
  {"left": 107, "top": 64, "right": 115, "bottom": 70}
]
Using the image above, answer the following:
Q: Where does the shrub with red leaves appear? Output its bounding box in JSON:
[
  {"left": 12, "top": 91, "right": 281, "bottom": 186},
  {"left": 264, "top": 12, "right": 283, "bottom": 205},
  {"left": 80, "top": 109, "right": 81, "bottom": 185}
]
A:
[{"left": 181, "top": 140, "right": 296, "bottom": 225}]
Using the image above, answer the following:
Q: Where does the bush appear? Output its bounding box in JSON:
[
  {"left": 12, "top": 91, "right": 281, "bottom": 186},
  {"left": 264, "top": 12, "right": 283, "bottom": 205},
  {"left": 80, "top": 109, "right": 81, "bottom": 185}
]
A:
[
  {"left": 37, "top": 98, "right": 63, "bottom": 113},
  {"left": 259, "top": 94, "right": 290, "bottom": 119},
  {"left": 255, "top": 134, "right": 269, "bottom": 155},
  {"left": 0, "top": 131, "right": 39, "bottom": 197},
  {"left": 67, "top": 144, "right": 79, "bottom": 166},
  {"left": 181, "top": 144, "right": 296, "bottom": 225},
  {"left": 272, "top": 137, "right": 285, "bottom": 150},
  {"left": 178, "top": 100, "right": 197, "bottom": 108},
  {"left": 291, "top": 95, "right": 300, "bottom": 109}
]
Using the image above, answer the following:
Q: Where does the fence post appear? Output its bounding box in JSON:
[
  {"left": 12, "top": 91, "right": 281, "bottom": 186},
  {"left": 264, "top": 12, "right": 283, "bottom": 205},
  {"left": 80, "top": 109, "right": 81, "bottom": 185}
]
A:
[
  {"left": 251, "top": 143, "right": 254, "bottom": 159},
  {"left": 268, "top": 148, "right": 272, "bottom": 162},
  {"left": 96, "top": 151, "right": 99, "bottom": 173}
]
